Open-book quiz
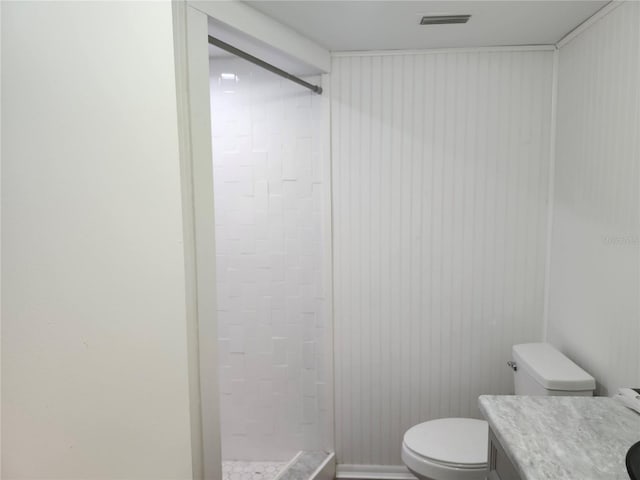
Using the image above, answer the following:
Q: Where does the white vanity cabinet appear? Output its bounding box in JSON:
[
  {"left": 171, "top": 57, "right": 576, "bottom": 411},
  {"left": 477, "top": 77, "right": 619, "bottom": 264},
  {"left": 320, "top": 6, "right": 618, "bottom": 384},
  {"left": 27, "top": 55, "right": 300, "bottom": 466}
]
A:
[{"left": 487, "top": 428, "right": 521, "bottom": 480}]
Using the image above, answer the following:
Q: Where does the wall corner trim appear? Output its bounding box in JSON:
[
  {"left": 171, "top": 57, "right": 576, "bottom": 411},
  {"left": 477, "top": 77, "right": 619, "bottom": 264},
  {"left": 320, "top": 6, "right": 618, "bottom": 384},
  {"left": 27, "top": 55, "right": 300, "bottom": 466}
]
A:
[
  {"left": 542, "top": 46, "right": 559, "bottom": 342},
  {"left": 556, "top": 1, "right": 623, "bottom": 49}
]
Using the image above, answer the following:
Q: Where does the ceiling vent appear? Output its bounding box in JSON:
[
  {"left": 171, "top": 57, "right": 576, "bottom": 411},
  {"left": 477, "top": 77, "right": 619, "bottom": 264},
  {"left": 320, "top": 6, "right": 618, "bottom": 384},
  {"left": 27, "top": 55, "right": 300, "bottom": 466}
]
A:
[{"left": 420, "top": 15, "right": 471, "bottom": 25}]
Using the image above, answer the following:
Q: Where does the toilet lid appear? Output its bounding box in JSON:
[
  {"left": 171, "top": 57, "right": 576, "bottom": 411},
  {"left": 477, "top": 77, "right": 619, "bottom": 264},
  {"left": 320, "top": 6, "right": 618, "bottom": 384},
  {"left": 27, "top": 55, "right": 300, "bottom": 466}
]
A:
[{"left": 403, "top": 418, "right": 488, "bottom": 468}]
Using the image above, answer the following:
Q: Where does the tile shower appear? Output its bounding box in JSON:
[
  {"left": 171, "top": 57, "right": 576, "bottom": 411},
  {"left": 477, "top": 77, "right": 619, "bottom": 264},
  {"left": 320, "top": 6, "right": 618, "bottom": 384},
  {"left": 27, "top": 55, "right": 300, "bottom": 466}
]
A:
[{"left": 210, "top": 51, "right": 332, "bottom": 472}]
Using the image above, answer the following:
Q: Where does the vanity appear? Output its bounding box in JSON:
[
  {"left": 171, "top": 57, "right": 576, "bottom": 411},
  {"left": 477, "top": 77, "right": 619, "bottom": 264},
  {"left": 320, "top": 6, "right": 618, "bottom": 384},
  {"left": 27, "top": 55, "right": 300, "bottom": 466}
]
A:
[{"left": 479, "top": 395, "right": 640, "bottom": 480}]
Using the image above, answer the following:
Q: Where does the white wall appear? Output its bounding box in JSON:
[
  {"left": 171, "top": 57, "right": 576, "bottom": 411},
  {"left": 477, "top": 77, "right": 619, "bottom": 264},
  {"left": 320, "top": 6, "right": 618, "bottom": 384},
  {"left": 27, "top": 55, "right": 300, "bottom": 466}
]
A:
[
  {"left": 331, "top": 49, "right": 554, "bottom": 466},
  {"left": 546, "top": 2, "right": 640, "bottom": 396},
  {"left": 2, "top": 2, "right": 193, "bottom": 478},
  {"left": 210, "top": 58, "right": 332, "bottom": 460}
]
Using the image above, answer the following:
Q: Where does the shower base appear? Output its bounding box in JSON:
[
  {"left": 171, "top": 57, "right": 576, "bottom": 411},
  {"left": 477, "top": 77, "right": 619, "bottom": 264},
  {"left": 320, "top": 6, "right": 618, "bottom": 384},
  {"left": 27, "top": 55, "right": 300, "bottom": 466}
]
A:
[
  {"left": 222, "top": 451, "right": 333, "bottom": 480},
  {"left": 222, "top": 461, "right": 288, "bottom": 480}
]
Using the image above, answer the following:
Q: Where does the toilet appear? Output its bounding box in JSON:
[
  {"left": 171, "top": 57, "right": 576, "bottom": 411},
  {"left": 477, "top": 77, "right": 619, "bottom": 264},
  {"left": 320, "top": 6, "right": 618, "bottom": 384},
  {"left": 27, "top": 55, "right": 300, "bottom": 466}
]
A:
[{"left": 401, "top": 343, "right": 596, "bottom": 480}]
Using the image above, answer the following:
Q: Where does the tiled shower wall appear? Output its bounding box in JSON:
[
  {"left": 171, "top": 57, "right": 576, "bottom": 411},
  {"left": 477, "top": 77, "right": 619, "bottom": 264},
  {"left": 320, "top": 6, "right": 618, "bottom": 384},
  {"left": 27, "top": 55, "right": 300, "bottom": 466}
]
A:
[{"left": 210, "top": 57, "right": 331, "bottom": 461}]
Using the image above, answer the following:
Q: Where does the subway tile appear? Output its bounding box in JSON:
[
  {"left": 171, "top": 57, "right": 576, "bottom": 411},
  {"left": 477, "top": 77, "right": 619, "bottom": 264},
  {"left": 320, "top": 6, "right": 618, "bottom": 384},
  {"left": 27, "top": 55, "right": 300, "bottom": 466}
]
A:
[
  {"left": 212, "top": 58, "right": 328, "bottom": 457},
  {"left": 302, "top": 341, "right": 315, "bottom": 370},
  {"left": 228, "top": 325, "right": 245, "bottom": 353}
]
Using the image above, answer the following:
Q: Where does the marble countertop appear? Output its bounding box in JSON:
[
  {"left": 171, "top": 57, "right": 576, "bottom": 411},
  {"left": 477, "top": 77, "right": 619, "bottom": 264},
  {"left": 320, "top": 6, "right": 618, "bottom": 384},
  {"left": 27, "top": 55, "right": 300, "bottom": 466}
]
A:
[{"left": 479, "top": 395, "right": 640, "bottom": 480}]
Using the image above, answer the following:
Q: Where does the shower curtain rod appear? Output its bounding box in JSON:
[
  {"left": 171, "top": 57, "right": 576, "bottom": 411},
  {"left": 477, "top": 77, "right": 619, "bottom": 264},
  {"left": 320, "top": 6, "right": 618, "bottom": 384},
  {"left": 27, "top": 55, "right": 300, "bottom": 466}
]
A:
[{"left": 208, "top": 35, "right": 323, "bottom": 95}]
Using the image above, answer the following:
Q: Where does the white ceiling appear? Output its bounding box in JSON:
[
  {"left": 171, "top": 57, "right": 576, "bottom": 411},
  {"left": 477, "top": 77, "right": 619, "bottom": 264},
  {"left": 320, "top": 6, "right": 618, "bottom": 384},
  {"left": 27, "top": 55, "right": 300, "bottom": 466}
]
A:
[{"left": 244, "top": 1, "right": 608, "bottom": 51}]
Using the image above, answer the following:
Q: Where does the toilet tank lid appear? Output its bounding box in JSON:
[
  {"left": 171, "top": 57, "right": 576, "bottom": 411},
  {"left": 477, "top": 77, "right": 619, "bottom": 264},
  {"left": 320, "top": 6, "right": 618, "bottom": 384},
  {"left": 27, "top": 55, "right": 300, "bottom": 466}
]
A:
[{"left": 512, "top": 343, "right": 595, "bottom": 391}]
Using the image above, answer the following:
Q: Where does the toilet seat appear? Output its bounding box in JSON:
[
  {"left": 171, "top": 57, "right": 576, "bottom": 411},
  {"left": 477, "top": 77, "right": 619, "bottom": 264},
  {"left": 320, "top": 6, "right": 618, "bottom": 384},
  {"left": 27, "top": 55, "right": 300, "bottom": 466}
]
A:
[{"left": 401, "top": 418, "right": 488, "bottom": 480}]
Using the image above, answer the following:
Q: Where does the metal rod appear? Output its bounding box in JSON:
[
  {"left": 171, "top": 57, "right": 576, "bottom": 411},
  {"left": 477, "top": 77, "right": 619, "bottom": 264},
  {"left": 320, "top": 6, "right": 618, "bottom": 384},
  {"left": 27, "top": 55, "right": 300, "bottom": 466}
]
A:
[{"left": 208, "top": 35, "right": 323, "bottom": 95}]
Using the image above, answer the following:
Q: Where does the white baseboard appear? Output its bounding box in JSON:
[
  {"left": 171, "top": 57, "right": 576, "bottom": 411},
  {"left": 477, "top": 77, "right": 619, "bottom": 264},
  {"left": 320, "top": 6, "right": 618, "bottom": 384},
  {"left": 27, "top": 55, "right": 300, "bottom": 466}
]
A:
[{"left": 336, "top": 464, "right": 417, "bottom": 480}]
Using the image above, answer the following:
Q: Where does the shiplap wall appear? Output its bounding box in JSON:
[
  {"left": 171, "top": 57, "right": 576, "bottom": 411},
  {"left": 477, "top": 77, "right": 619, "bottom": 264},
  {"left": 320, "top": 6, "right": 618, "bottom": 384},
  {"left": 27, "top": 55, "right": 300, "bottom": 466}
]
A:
[
  {"left": 547, "top": 2, "right": 640, "bottom": 396},
  {"left": 331, "top": 49, "right": 554, "bottom": 465}
]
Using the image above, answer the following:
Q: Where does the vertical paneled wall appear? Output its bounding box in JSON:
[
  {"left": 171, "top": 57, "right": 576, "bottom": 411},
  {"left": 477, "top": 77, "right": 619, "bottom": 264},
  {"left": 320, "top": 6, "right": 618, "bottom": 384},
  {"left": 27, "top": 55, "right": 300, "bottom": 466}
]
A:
[
  {"left": 210, "top": 58, "right": 331, "bottom": 460},
  {"left": 331, "top": 49, "right": 554, "bottom": 465},
  {"left": 547, "top": 2, "right": 640, "bottom": 395}
]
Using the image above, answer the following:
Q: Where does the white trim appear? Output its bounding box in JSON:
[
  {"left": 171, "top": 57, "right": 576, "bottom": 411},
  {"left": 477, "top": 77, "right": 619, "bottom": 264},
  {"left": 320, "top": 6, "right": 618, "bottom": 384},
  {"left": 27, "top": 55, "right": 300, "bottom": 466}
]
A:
[
  {"left": 542, "top": 46, "right": 559, "bottom": 342},
  {"left": 0, "top": 0, "right": 3, "bottom": 475},
  {"left": 327, "top": 66, "right": 338, "bottom": 457},
  {"left": 556, "top": 1, "right": 622, "bottom": 49},
  {"left": 173, "top": 4, "right": 222, "bottom": 479},
  {"left": 186, "top": 6, "right": 223, "bottom": 475},
  {"left": 336, "top": 465, "right": 417, "bottom": 480},
  {"left": 171, "top": 3, "right": 204, "bottom": 478},
  {"left": 188, "top": 0, "right": 330, "bottom": 72},
  {"left": 320, "top": 72, "right": 337, "bottom": 454},
  {"left": 331, "top": 44, "right": 556, "bottom": 57}
]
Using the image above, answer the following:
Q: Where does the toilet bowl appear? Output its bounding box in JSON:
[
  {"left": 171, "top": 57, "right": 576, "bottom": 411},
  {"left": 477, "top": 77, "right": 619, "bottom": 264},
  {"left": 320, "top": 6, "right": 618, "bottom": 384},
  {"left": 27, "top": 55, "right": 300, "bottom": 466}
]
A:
[
  {"left": 401, "top": 343, "right": 596, "bottom": 480},
  {"left": 401, "top": 418, "right": 488, "bottom": 480}
]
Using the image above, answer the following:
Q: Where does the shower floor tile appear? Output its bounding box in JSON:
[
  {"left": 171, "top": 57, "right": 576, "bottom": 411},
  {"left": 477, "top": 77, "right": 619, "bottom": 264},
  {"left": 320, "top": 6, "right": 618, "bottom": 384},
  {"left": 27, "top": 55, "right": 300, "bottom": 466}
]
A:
[{"left": 222, "top": 460, "right": 288, "bottom": 480}]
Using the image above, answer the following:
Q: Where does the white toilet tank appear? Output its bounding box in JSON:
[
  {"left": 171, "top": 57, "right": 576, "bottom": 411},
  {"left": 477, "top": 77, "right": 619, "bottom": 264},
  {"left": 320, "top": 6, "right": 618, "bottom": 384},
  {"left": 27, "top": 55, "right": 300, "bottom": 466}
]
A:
[{"left": 511, "top": 343, "right": 595, "bottom": 396}]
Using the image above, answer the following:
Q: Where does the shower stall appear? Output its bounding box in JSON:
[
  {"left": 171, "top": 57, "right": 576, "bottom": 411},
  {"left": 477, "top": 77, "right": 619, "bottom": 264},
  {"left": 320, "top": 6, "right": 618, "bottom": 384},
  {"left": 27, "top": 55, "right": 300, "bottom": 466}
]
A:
[{"left": 208, "top": 30, "right": 333, "bottom": 480}]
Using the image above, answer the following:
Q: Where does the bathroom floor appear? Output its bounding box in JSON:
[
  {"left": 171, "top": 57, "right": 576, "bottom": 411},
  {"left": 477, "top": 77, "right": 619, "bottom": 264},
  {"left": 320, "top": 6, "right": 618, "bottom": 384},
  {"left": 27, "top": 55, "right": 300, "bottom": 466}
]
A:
[{"left": 222, "top": 461, "right": 288, "bottom": 480}]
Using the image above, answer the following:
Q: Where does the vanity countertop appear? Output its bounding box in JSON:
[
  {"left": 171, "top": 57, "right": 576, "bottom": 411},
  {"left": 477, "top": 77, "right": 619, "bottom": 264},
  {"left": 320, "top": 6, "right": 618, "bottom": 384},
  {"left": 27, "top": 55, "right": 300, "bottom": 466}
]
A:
[{"left": 479, "top": 395, "right": 640, "bottom": 480}]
